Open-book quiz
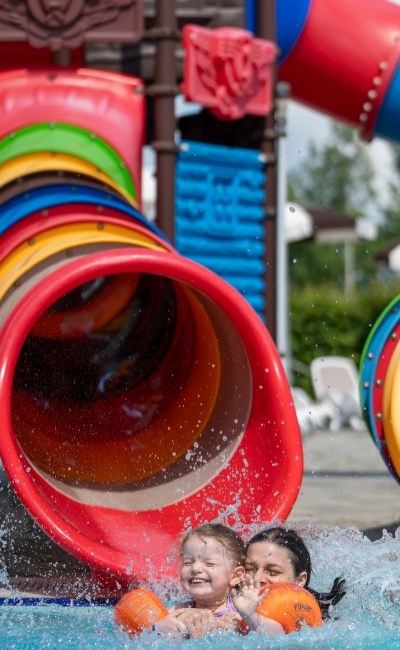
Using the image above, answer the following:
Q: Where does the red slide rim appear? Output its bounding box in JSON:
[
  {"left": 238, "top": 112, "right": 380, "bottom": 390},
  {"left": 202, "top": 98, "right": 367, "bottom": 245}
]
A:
[{"left": 0, "top": 248, "right": 302, "bottom": 579}]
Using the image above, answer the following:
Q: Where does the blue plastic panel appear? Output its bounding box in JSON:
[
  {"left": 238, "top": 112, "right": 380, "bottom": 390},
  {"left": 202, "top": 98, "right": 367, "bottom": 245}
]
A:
[{"left": 176, "top": 141, "right": 267, "bottom": 319}]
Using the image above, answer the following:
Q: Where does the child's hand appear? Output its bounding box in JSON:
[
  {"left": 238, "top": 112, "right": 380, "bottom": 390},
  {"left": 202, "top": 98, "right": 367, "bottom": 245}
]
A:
[
  {"left": 231, "top": 574, "right": 265, "bottom": 618},
  {"left": 154, "top": 613, "right": 188, "bottom": 636},
  {"left": 214, "top": 611, "right": 244, "bottom": 634},
  {"left": 230, "top": 577, "right": 283, "bottom": 635},
  {"left": 174, "top": 608, "right": 216, "bottom": 638}
]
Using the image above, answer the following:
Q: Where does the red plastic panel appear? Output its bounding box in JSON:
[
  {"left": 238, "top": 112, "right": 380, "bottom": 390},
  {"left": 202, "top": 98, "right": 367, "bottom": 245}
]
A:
[
  {"left": 0, "top": 69, "right": 145, "bottom": 203},
  {"left": 182, "top": 25, "right": 276, "bottom": 120},
  {"left": 278, "top": 0, "right": 400, "bottom": 138}
]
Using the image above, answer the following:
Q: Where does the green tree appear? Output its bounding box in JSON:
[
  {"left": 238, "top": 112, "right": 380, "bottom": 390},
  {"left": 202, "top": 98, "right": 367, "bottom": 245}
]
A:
[
  {"left": 285, "top": 122, "right": 400, "bottom": 395},
  {"left": 378, "top": 144, "right": 400, "bottom": 243},
  {"left": 288, "top": 121, "right": 377, "bottom": 213},
  {"left": 287, "top": 121, "right": 379, "bottom": 288}
]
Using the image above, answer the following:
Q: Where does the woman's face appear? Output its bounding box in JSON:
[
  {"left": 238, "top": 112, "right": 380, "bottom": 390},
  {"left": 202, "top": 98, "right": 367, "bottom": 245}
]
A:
[{"left": 245, "top": 541, "right": 307, "bottom": 587}]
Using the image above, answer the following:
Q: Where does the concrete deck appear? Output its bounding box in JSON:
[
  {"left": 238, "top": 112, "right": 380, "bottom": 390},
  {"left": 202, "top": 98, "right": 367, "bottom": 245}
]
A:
[
  {"left": 0, "top": 425, "right": 399, "bottom": 597},
  {"left": 288, "top": 425, "right": 400, "bottom": 536}
]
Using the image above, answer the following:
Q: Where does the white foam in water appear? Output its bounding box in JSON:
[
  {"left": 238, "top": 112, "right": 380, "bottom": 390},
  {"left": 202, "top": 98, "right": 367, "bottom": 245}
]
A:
[{"left": 1, "top": 526, "right": 400, "bottom": 649}]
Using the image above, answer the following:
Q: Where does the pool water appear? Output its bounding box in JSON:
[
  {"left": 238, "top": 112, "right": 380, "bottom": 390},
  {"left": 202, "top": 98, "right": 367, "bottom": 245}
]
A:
[{"left": 1, "top": 526, "right": 400, "bottom": 649}]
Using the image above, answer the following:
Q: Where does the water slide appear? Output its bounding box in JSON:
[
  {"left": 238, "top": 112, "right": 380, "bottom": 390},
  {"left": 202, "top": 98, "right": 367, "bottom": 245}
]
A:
[
  {"left": 0, "top": 0, "right": 399, "bottom": 586},
  {"left": 247, "top": 0, "right": 400, "bottom": 143},
  {"left": 0, "top": 69, "right": 301, "bottom": 585}
]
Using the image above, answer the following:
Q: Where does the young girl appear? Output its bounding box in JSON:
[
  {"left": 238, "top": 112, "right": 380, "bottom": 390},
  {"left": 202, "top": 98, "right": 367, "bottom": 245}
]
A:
[
  {"left": 244, "top": 527, "right": 346, "bottom": 622},
  {"left": 156, "top": 523, "right": 284, "bottom": 637}
]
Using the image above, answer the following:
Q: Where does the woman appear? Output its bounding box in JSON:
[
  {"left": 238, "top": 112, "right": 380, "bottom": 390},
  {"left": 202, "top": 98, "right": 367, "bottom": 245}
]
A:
[{"left": 244, "top": 527, "right": 346, "bottom": 620}]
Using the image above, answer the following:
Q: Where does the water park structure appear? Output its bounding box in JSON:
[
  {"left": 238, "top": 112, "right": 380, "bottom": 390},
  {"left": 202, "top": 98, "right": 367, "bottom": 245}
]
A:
[{"left": 0, "top": 0, "right": 399, "bottom": 591}]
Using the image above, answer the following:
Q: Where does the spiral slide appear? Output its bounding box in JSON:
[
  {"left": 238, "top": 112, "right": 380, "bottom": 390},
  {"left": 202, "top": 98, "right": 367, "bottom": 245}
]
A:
[
  {"left": 360, "top": 296, "right": 400, "bottom": 483},
  {"left": 247, "top": 0, "right": 400, "bottom": 144},
  {"left": 0, "top": 68, "right": 302, "bottom": 583}
]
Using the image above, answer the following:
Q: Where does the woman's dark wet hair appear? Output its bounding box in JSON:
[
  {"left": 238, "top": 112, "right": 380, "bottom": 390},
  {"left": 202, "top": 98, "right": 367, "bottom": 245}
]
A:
[
  {"left": 247, "top": 527, "right": 312, "bottom": 586},
  {"left": 246, "top": 526, "right": 346, "bottom": 620}
]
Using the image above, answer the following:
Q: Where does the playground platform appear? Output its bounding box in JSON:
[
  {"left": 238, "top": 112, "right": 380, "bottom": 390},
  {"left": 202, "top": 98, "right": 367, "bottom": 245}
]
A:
[{"left": 0, "top": 424, "right": 399, "bottom": 599}]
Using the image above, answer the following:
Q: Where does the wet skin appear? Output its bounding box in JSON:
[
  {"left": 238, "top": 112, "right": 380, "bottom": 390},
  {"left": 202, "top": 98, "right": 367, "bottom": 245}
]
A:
[
  {"left": 245, "top": 541, "right": 307, "bottom": 588},
  {"left": 180, "top": 534, "right": 244, "bottom": 610}
]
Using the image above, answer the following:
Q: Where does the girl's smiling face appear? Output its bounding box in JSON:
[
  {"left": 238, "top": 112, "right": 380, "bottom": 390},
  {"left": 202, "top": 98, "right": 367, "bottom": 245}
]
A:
[
  {"left": 180, "top": 534, "right": 244, "bottom": 609},
  {"left": 245, "top": 541, "right": 307, "bottom": 587}
]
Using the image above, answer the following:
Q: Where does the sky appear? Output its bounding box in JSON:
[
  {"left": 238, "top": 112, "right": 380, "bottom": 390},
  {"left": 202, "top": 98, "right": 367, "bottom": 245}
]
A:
[{"left": 285, "top": 100, "right": 396, "bottom": 215}]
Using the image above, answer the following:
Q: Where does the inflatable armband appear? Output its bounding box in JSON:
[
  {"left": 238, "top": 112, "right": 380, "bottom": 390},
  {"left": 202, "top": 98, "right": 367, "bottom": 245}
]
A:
[
  {"left": 114, "top": 588, "right": 168, "bottom": 635},
  {"left": 257, "top": 583, "right": 322, "bottom": 633}
]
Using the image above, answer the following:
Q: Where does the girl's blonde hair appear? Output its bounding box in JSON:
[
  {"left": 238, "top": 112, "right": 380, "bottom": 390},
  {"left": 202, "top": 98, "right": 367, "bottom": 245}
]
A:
[{"left": 181, "top": 523, "right": 245, "bottom": 566}]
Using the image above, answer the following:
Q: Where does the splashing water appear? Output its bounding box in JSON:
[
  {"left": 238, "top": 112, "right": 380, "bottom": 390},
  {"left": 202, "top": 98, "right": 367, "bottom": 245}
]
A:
[{"left": 0, "top": 526, "right": 400, "bottom": 649}]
